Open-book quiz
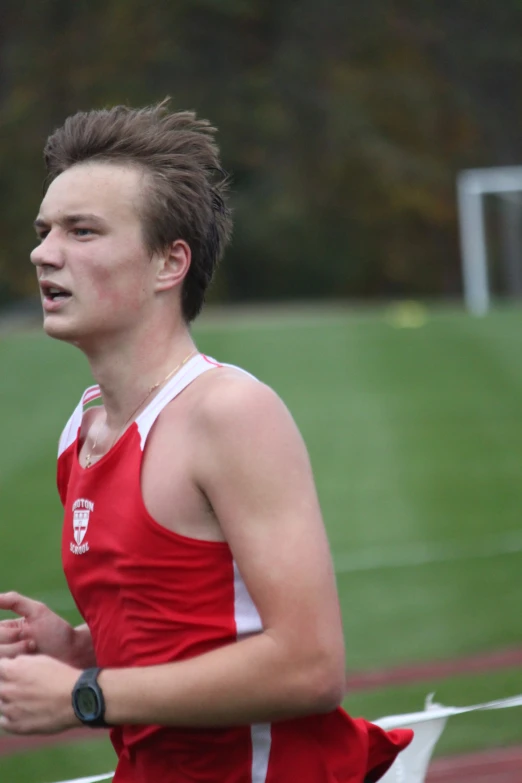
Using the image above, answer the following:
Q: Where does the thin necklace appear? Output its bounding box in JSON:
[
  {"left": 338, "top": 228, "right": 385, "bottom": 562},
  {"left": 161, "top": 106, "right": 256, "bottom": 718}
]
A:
[{"left": 84, "top": 348, "right": 197, "bottom": 468}]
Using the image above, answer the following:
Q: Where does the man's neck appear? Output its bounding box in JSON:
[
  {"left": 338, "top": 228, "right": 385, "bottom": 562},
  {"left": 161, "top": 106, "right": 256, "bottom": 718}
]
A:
[{"left": 83, "top": 325, "right": 196, "bottom": 432}]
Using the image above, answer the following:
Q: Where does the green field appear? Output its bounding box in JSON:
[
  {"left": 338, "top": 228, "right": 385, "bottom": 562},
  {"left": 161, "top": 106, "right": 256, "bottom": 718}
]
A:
[{"left": 1, "top": 304, "right": 522, "bottom": 782}]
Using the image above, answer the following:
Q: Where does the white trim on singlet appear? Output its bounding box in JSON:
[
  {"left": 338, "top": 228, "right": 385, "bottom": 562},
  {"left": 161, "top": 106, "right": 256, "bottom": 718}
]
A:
[
  {"left": 251, "top": 723, "right": 272, "bottom": 783},
  {"left": 136, "top": 354, "right": 215, "bottom": 449},
  {"left": 82, "top": 384, "right": 102, "bottom": 407},
  {"left": 233, "top": 561, "right": 271, "bottom": 781},
  {"left": 58, "top": 354, "right": 253, "bottom": 459},
  {"left": 233, "top": 561, "right": 263, "bottom": 638},
  {"left": 57, "top": 385, "right": 103, "bottom": 458},
  {"left": 58, "top": 399, "right": 83, "bottom": 458}
]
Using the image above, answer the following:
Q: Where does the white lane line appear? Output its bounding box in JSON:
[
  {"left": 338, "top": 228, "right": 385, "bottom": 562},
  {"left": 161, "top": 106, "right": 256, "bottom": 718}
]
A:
[{"left": 334, "top": 530, "right": 522, "bottom": 574}]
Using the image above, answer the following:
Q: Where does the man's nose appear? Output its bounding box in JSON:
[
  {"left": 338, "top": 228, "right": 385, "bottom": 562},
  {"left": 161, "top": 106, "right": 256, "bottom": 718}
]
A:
[{"left": 30, "top": 231, "right": 65, "bottom": 268}]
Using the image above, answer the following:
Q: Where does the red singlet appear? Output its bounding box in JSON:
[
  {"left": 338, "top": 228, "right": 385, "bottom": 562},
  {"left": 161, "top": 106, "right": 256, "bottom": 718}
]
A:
[{"left": 59, "top": 354, "right": 412, "bottom": 782}]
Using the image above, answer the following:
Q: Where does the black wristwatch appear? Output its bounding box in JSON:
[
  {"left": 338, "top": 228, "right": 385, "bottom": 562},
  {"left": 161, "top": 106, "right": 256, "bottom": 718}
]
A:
[{"left": 72, "top": 667, "right": 110, "bottom": 728}]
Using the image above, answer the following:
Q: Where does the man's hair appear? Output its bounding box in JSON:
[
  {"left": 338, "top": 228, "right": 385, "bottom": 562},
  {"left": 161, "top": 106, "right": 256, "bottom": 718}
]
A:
[{"left": 43, "top": 100, "right": 232, "bottom": 322}]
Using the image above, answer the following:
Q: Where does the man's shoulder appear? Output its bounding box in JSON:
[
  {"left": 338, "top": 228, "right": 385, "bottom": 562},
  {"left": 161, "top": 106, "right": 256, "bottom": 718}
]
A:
[
  {"left": 193, "top": 365, "right": 287, "bottom": 428},
  {"left": 159, "top": 362, "right": 289, "bottom": 439}
]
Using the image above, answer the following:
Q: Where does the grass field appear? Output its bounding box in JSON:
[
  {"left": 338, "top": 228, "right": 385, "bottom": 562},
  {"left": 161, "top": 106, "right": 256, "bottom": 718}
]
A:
[{"left": 1, "top": 303, "right": 522, "bottom": 782}]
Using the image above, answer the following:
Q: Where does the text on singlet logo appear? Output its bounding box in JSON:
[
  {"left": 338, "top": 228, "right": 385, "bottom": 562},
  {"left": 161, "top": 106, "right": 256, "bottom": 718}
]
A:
[{"left": 70, "top": 498, "right": 94, "bottom": 555}]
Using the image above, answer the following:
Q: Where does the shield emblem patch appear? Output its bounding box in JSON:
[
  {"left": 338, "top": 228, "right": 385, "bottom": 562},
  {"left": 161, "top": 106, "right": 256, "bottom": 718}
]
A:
[{"left": 73, "top": 509, "right": 90, "bottom": 545}]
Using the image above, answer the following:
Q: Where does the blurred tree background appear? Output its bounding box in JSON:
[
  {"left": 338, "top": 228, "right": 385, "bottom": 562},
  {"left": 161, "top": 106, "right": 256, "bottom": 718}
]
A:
[{"left": 2, "top": 0, "right": 522, "bottom": 308}]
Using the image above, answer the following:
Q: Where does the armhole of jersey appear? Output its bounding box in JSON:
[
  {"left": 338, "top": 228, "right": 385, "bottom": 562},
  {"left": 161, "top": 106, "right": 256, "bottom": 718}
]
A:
[
  {"left": 58, "top": 400, "right": 83, "bottom": 459},
  {"left": 57, "top": 385, "right": 102, "bottom": 459},
  {"left": 56, "top": 398, "right": 83, "bottom": 506},
  {"left": 57, "top": 387, "right": 102, "bottom": 505}
]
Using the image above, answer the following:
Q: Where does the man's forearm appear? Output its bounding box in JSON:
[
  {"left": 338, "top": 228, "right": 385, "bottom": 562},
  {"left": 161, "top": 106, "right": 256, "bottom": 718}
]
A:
[{"left": 98, "top": 631, "right": 344, "bottom": 728}]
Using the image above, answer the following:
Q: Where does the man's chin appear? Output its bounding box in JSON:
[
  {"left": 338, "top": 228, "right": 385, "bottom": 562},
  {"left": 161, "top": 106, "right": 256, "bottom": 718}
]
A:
[
  {"left": 42, "top": 316, "right": 80, "bottom": 343},
  {"left": 42, "top": 316, "right": 111, "bottom": 349}
]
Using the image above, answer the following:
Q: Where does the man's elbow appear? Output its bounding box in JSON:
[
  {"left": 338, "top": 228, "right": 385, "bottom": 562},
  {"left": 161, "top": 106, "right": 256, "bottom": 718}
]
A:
[{"left": 304, "top": 652, "right": 346, "bottom": 714}]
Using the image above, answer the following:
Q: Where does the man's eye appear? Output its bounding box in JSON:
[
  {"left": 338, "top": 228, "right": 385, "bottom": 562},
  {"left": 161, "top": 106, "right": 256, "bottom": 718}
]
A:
[
  {"left": 37, "top": 232, "right": 49, "bottom": 242},
  {"left": 74, "top": 228, "right": 93, "bottom": 237}
]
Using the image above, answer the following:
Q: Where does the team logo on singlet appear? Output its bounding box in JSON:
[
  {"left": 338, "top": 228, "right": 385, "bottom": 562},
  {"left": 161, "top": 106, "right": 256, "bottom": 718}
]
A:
[{"left": 70, "top": 498, "right": 94, "bottom": 555}]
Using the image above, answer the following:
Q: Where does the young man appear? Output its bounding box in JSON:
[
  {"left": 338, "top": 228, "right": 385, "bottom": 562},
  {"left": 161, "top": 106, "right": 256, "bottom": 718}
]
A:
[{"left": 0, "top": 103, "right": 412, "bottom": 782}]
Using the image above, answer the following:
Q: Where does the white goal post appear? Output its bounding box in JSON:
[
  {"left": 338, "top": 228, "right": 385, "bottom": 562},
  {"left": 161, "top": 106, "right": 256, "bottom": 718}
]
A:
[{"left": 457, "top": 165, "right": 522, "bottom": 315}]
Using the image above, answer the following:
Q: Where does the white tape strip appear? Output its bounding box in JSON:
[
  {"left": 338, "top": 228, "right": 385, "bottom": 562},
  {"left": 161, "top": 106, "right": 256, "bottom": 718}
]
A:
[
  {"left": 376, "top": 692, "right": 522, "bottom": 729},
  {"left": 376, "top": 693, "right": 522, "bottom": 783},
  {"left": 48, "top": 773, "right": 114, "bottom": 783}
]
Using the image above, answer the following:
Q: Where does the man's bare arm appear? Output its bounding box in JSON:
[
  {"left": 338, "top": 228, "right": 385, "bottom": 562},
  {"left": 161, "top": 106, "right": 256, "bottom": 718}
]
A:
[{"left": 100, "top": 375, "right": 346, "bottom": 726}]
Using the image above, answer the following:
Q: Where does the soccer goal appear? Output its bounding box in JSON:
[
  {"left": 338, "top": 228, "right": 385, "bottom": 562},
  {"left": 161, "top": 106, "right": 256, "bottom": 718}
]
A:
[{"left": 457, "top": 165, "right": 522, "bottom": 315}]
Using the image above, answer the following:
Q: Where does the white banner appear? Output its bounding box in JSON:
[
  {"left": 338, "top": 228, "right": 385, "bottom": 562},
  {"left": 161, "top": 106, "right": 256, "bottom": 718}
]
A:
[{"left": 44, "top": 693, "right": 522, "bottom": 783}]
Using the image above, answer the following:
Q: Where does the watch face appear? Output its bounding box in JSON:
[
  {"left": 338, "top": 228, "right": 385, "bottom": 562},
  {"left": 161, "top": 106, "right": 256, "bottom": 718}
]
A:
[{"left": 76, "top": 687, "right": 100, "bottom": 719}]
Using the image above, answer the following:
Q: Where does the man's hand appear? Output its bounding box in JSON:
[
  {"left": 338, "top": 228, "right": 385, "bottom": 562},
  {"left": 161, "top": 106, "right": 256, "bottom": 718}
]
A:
[
  {"left": 0, "top": 654, "right": 80, "bottom": 734},
  {"left": 0, "top": 592, "right": 88, "bottom": 666}
]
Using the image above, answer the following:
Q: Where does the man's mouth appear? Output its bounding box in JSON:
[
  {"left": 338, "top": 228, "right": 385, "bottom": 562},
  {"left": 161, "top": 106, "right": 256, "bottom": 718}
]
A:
[{"left": 41, "top": 283, "right": 72, "bottom": 303}]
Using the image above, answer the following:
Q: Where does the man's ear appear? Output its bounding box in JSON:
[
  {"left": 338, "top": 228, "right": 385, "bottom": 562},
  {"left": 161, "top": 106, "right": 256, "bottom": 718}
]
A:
[{"left": 155, "top": 239, "right": 191, "bottom": 292}]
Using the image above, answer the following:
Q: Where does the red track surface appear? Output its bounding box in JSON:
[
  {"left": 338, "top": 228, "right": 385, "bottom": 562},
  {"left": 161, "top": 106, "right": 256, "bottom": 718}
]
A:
[
  {"left": 426, "top": 745, "right": 522, "bottom": 782},
  {"left": 346, "top": 645, "right": 522, "bottom": 692},
  {"left": 2, "top": 647, "right": 522, "bottom": 781}
]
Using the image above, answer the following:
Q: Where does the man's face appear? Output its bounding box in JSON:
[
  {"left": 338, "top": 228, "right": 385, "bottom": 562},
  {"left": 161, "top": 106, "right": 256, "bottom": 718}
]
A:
[{"left": 31, "top": 162, "right": 158, "bottom": 345}]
